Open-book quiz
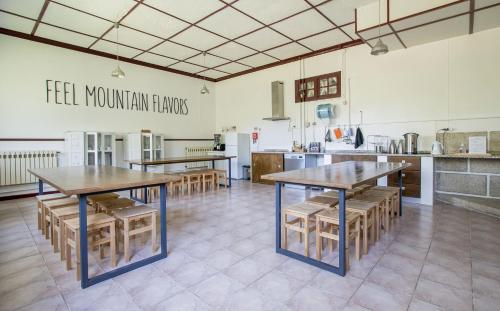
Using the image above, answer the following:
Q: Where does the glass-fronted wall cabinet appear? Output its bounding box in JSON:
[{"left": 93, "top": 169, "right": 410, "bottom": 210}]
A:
[
  {"left": 124, "top": 130, "right": 164, "bottom": 167},
  {"left": 64, "top": 131, "right": 116, "bottom": 166}
]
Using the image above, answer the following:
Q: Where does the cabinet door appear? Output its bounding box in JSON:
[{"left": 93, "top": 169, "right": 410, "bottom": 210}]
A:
[{"left": 252, "top": 153, "right": 283, "bottom": 185}]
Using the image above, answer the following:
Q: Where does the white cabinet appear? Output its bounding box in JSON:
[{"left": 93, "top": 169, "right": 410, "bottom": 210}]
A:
[
  {"left": 124, "top": 131, "right": 164, "bottom": 172},
  {"left": 65, "top": 131, "right": 116, "bottom": 166}
]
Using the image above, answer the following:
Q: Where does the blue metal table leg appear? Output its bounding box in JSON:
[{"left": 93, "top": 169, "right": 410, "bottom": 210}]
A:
[
  {"left": 275, "top": 182, "right": 282, "bottom": 252},
  {"left": 160, "top": 184, "right": 167, "bottom": 256},
  {"left": 228, "top": 158, "right": 232, "bottom": 188},
  {"left": 78, "top": 194, "right": 89, "bottom": 288},
  {"left": 338, "top": 189, "right": 346, "bottom": 276},
  {"left": 143, "top": 165, "right": 148, "bottom": 203},
  {"left": 398, "top": 170, "right": 403, "bottom": 216},
  {"left": 129, "top": 163, "right": 133, "bottom": 198},
  {"left": 38, "top": 179, "right": 43, "bottom": 195},
  {"left": 211, "top": 160, "right": 215, "bottom": 169}
]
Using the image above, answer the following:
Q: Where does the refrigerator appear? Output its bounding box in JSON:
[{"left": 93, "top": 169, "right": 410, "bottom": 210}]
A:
[{"left": 220, "top": 133, "right": 250, "bottom": 180}]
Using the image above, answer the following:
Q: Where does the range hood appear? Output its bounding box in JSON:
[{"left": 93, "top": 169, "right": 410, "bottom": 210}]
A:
[{"left": 263, "top": 81, "right": 290, "bottom": 121}]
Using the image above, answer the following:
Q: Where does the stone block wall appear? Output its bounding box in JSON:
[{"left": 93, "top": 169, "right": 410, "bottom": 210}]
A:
[{"left": 435, "top": 157, "right": 500, "bottom": 217}]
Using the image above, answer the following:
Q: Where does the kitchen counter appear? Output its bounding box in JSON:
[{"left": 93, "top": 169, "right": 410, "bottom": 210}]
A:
[
  {"left": 433, "top": 153, "right": 500, "bottom": 159},
  {"left": 252, "top": 151, "right": 432, "bottom": 157}
]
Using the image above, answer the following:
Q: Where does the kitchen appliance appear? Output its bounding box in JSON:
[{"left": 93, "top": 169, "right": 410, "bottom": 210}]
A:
[
  {"left": 216, "top": 133, "right": 250, "bottom": 179},
  {"left": 316, "top": 104, "right": 335, "bottom": 119},
  {"left": 213, "top": 134, "right": 225, "bottom": 151},
  {"left": 284, "top": 153, "right": 305, "bottom": 189},
  {"left": 388, "top": 140, "right": 397, "bottom": 154},
  {"left": 403, "top": 133, "right": 419, "bottom": 154},
  {"left": 263, "top": 81, "right": 290, "bottom": 121},
  {"left": 431, "top": 141, "right": 444, "bottom": 155},
  {"left": 367, "top": 135, "right": 389, "bottom": 153},
  {"left": 397, "top": 139, "right": 405, "bottom": 154},
  {"left": 308, "top": 142, "right": 321, "bottom": 152}
]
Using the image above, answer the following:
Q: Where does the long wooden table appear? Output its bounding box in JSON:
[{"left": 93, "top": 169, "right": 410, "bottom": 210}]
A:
[
  {"left": 262, "top": 161, "right": 410, "bottom": 276},
  {"left": 29, "top": 166, "right": 180, "bottom": 288},
  {"left": 127, "top": 155, "right": 236, "bottom": 202}
]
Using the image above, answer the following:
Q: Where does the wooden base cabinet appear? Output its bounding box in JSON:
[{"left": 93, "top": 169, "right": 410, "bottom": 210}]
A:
[
  {"left": 252, "top": 153, "right": 284, "bottom": 185},
  {"left": 387, "top": 156, "right": 421, "bottom": 198}
]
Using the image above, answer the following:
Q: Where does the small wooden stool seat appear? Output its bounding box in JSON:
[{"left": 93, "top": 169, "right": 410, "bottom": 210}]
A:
[
  {"left": 51, "top": 204, "right": 93, "bottom": 260},
  {"left": 64, "top": 213, "right": 116, "bottom": 281},
  {"left": 112, "top": 205, "right": 158, "bottom": 262},
  {"left": 370, "top": 186, "right": 400, "bottom": 218},
  {"left": 318, "top": 190, "right": 354, "bottom": 199},
  {"left": 214, "top": 169, "right": 228, "bottom": 189},
  {"left": 97, "top": 198, "right": 135, "bottom": 215},
  {"left": 36, "top": 193, "right": 69, "bottom": 233},
  {"left": 43, "top": 197, "right": 79, "bottom": 241},
  {"left": 182, "top": 171, "right": 202, "bottom": 196},
  {"left": 354, "top": 192, "right": 390, "bottom": 239},
  {"left": 167, "top": 173, "right": 185, "bottom": 197},
  {"left": 306, "top": 195, "right": 339, "bottom": 207},
  {"left": 315, "top": 209, "right": 361, "bottom": 270},
  {"left": 87, "top": 193, "right": 119, "bottom": 212},
  {"left": 282, "top": 203, "right": 324, "bottom": 257},
  {"left": 201, "top": 170, "right": 215, "bottom": 192},
  {"left": 334, "top": 199, "right": 377, "bottom": 255}
]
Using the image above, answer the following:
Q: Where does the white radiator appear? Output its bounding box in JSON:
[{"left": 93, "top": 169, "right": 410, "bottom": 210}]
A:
[
  {"left": 0, "top": 151, "right": 60, "bottom": 186},
  {"left": 185, "top": 146, "right": 212, "bottom": 169}
]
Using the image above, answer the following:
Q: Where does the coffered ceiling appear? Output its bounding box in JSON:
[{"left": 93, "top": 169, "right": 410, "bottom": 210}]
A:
[{"left": 0, "top": 0, "right": 499, "bottom": 82}]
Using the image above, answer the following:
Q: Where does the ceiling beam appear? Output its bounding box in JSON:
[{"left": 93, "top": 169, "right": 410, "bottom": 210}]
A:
[
  {"left": 88, "top": 0, "right": 144, "bottom": 49},
  {"left": 215, "top": 39, "right": 363, "bottom": 82},
  {"left": 0, "top": 27, "right": 217, "bottom": 82},
  {"left": 469, "top": 0, "right": 475, "bottom": 34},
  {"left": 302, "top": 0, "right": 354, "bottom": 40},
  {"left": 31, "top": 0, "right": 51, "bottom": 36}
]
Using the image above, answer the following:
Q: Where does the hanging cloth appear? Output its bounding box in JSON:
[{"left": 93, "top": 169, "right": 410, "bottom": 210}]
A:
[{"left": 355, "top": 127, "right": 364, "bottom": 149}]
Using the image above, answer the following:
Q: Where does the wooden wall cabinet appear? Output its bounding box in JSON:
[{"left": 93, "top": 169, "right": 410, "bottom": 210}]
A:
[{"left": 251, "top": 153, "right": 284, "bottom": 185}]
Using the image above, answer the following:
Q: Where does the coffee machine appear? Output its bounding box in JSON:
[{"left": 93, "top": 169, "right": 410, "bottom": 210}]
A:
[{"left": 213, "top": 134, "right": 225, "bottom": 151}]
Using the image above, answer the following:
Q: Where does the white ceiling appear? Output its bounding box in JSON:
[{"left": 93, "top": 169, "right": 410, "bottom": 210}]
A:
[{"left": 0, "top": 0, "right": 499, "bottom": 81}]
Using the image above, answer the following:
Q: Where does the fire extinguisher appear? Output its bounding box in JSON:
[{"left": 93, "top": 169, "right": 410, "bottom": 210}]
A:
[{"left": 252, "top": 132, "right": 258, "bottom": 144}]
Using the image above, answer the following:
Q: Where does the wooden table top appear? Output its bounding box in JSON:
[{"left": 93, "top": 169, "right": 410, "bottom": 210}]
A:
[
  {"left": 261, "top": 161, "right": 411, "bottom": 189},
  {"left": 126, "top": 155, "right": 236, "bottom": 165},
  {"left": 29, "top": 166, "right": 180, "bottom": 195}
]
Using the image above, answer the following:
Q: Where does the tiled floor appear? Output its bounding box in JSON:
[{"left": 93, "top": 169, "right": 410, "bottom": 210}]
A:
[{"left": 0, "top": 181, "right": 499, "bottom": 311}]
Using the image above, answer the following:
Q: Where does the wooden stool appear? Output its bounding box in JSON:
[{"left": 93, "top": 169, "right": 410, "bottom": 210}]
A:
[
  {"left": 168, "top": 174, "right": 185, "bottom": 197},
  {"left": 282, "top": 203, "right": 324, "bottom": 257},
  {"left": 362, "top": 189, "right": 393, "bottom": 230},
  {"left": 214, "top": 169, "right": 228, "bottom": 189},
  {"left": 201, "top": 170, "right": 215, "bottom": 192},
  {"left": 371, "top": 186, "right": 400, "bottom": 218},
  {"left": 51, "top": 204, "right": 92, "bottom": 261},
  {"left": 36, "top": 193, "right": 69, "bottom": 233},
  {"left": 335, "top": 200, "right": 377, "bottom": 255},
  {"left": 42, "top": 197, "right": 79, "bottom": 241},
  {"left": 97, "top": 198, "right": 135, "bottom": 215},
  {"left": 64, "top": 213, "right": 116, "bottom": 281},
  {"left": 315, "top": 209, "right": 360, "bottom": 270},
  {"left": 318, "top": 190, "right": 354, "bottom": 200},
  {"left": 87, "top": 193, "right": 119, "bottom": 212},
  {"left": 112, "top": 205, "right": 158, "bottom": 262},
  {"left": 354, "top": 193, "right": 389, "bottom": 239},
  {"left": 183, "top": 172, "right": 202, "bottom": 196},
  {"left": 306, "top": 195, "right": 339, "bottom": 208}
]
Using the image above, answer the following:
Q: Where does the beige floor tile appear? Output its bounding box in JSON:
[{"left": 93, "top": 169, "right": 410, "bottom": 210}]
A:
[
  {"left": 191, "top": 272, "right": 245, "bottom": 307},
  {"left": 414, "top": 278, "right": 472, "bottom": 311}
]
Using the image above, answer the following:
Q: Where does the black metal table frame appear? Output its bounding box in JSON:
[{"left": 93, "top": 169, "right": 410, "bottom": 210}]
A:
[
  {"left": 38, "top": 180, "right": 168, "bottom": 289},
  {"left": 274, "top": 170, "right": 403, "bottom": 276},
  {"left": 128, "top": 158, "right": 232, "bottom": 203}
]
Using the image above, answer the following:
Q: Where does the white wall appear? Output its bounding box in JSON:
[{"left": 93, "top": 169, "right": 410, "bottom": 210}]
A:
[
  {"left": 0, "top": 35, "right": 216, "bottom": 151},
  {"left": 215, "top": 27, "right": 500, "bottom": 152}
]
